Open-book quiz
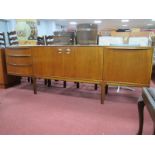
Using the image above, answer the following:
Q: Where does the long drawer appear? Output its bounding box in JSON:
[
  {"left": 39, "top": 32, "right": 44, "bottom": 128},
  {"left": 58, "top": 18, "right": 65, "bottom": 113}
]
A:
[
  {"left": 7, "top": 56, "right": 32, "bottom": 65},
  {"left": 7, "top": 64, "right": 33, "bottom": 76},
  {"left": 6, "top": 47, "right": 31, "bottom": 55}
]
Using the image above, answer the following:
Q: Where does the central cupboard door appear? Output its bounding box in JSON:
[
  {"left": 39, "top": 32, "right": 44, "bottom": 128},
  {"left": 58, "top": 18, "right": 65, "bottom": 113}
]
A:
[
  {"left": 74, "top": 47, "right": 103, "bottom": 82},
  {"left": 33, "top": 46, "right": 76, "bottom": 79},
  {"left": 62, "top": 46, "right": 76, "bottom": 78},
  {"left": 33, "top": 47, "right": 63, "bottom": 78}
]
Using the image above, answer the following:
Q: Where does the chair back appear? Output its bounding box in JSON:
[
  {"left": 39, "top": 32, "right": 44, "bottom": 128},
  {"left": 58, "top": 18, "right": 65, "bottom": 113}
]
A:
[
  {"left": 45, "top": 35, "right": 54, "bottom": 45},
  {"left": 37, "top": 36, "right": 45, "bottom": 45},
  {"left": 7, "top": 31, "right": 19, "bottom": 46},
  {"left": 0, "top": 32, "right": 6, "bottom": 47}
]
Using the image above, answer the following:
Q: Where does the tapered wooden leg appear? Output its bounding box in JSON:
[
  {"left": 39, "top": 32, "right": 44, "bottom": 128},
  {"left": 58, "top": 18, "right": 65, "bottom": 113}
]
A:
[
  {"left": 101, "top": 82, "right": 105, "bottom": 104},
  {"left": 94, "top": 84, "right": 98, "bottom": 90},
  {"left": 105, "top": 84, "right": 108, "bottom": 94},
  {"left": 30, "top": 78, "right": 33, "bottom": 84},
  {"left": 32, "top": 77, "right": 37, "bottom": 94},
  {"left": 47, "top": 79, "right": 51, "bottom": 87},
  {"left": 137, "top": 97, "right": 145, "bottom": 135},
  {"left": 63, "top": 81, "right": 66, "bottom": 88},
  {"left": 27, "top": 77, "right": 30, "bottom": 82},
  {"left": 76, "top": 82, "right": 80, "bottom": 88},
  {"left": 44, "top": 79, "right": 47, "bottom": 85}
]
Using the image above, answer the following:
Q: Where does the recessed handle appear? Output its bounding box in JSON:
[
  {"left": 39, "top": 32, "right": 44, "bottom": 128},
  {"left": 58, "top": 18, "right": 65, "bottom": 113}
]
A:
[
  {"left": 66, "top": 52, "right": 70, "bottom": 54},
  {"left": 65, "top": 48, "right": 71, "bottom": 52},
  {"left": 58, "top": 48, "right": 63, "bottom": 54},
  {"left": 58, "top": 48, "right": 63, "bottom": 51}
]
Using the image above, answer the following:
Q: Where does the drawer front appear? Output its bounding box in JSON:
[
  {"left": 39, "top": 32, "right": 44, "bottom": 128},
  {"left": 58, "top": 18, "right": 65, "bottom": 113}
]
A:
[
  {"left": 7, "top": 56, "right": 32, "bottom": 65},
  {"left": 6, "top": 48, "right": 31, "bottom": 55},
  {"left": 6, "top": 48, "right": 33, "bottom": 76},
  {"left": 7, "top": 64, "right": 32, "bottom": 76}
]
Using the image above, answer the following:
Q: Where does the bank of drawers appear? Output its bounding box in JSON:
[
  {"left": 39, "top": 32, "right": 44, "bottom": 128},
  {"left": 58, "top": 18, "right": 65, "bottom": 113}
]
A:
[{"left": 6, "top": 48, "right": 33, "bottom": 76}]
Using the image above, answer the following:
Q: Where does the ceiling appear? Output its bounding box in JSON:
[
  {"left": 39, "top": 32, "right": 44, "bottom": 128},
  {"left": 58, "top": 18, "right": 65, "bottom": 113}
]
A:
[{"left": 53, "top": 19, "right": 155, "bottom": 31}]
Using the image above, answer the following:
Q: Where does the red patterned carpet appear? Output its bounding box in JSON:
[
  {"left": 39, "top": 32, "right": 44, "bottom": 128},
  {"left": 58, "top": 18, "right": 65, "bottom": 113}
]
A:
[{"left": 0, "top": 78, "right": 154, "bottom": 135}]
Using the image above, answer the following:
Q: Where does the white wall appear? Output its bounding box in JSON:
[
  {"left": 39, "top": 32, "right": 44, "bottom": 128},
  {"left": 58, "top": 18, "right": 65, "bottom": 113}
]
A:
[
  {"left": 0, "top": 19, "right": 67, "bottom": 45},
  {"left": 6, "top": 19, "right": 16, "bottom": 32},
  {"left": 0, "top": 20, "right": 7, "bottom": 33},
  {"left": 37, "top": 19, "right": 66, "bottom": 36},
  {"left": 37, "top": 20, "right": 57, "bottom": 36},
  {"left": 0, "top": 20, "right": 10, "bottom": 45}
]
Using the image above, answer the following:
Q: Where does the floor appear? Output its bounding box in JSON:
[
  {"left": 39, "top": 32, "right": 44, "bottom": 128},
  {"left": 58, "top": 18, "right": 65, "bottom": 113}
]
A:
[{"left": 0, "top": 78, "right": 154, "bottom": 135}]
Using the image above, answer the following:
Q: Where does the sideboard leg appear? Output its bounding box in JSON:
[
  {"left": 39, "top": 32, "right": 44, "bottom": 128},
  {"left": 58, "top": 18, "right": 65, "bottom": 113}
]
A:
[
  {"left": 63, "top": 81, "right": 66, "bottom": 88},
  {"left": 101, "top": 83, "right": 105, "bottom": 104},
  {"left": 47, "top": 79, "right": 51, "bottom": 87},
  {"left": 94, "top": 84, "right": 98, "bottom": 90},
  {"left": 105, "top": 84, "right": 108, "bottom": 94},
  {"left": 76, "top": 82, "right": 80, "bottom": 88},
  {"left": 44, "top": 79, "right": 47, "bottom": 85},
  {"left": 32, "top": 77, "right": 37, "bottom": 94},
  {"left": 27, "top": 77, "right": 30, "bottom": 82},
  {"left": 30, "top": 78, "right": 33, "bottom": 84}
]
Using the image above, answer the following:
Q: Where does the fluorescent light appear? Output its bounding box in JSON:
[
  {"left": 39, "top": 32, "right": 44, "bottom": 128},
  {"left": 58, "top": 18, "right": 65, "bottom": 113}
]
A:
[
  {"left": 94, "top": 20, "right": 102, "bottom": 24},
  {"left": 122, "top": 24, "right": 127, "bottom": 27},
  {"left": 69, "top": 21, "right": 77, "bottom": 25},
  {"left": 121, "top": 19, "right": 129, "bottom": 22},
  {"left": 147, "top": 23, "right": 153, "bottom": 26}
]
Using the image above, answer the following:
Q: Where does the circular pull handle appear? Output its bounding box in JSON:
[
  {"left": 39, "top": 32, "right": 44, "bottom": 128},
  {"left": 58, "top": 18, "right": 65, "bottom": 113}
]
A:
[
  {"left": 58, "top": 48, "right": 63, "bottom": 54},
  {"left": 58, "top": 48, "right": 63, "bottom": 51},
  {"left": 65, "top": 48, "right": 71, "bottom": 52}
]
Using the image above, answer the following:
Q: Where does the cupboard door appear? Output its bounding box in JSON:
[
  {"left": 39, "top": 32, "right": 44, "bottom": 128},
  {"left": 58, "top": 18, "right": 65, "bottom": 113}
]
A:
[
  {"left": 74, "top": 47, "right": 103, "bottom": 81},
  {"left": 63, "top": 47, "right": 76, "bottom": 78},
  {"left": 33, "top": 47, "right": 52, "bottom": 77},
  {"left": 33, "top": 47, "right": 63, "bottom": 78},
  {"left": 50, "top": 47, "right": 64, "bottom": 77},
  {"left": 103, "top": 48, "right": 153, "bottom": 86}
]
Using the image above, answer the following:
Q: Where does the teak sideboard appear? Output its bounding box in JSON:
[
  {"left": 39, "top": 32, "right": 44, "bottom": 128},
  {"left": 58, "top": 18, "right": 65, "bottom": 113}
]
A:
[{"left": 5, "top": 46, "right": 153, "bottom": 104}]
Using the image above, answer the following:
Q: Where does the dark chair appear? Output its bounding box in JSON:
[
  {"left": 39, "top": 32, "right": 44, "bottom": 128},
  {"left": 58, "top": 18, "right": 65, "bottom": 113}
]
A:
[
  {"left": 45, "top": 35, "right": 54, "bottom": 45},
  {"left": 0, "top": 32, "right": 6, "bottom": 47},
  {"left": 137, "top": 87, "right": 155, "bottom": 135},
  {"left": 7, "top": 31, "right": 19, "bottom": 46},
  {"left": 37, "top": 36, "right": 45, "bottom": 45}
]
